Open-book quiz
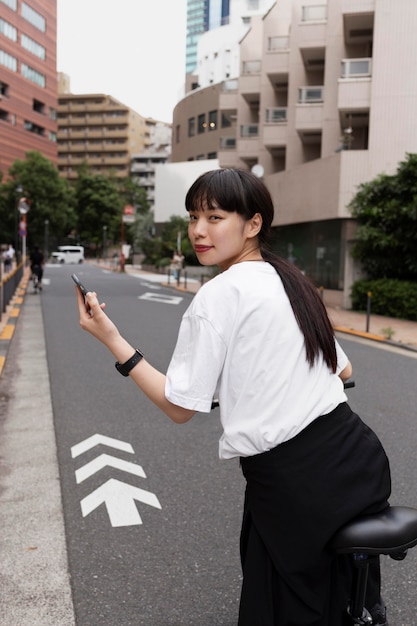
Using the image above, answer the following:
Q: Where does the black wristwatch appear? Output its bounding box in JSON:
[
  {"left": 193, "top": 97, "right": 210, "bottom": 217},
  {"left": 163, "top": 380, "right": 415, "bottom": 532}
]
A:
[{"left": 115, "top": 349, "right": 144, "bottom": 377}]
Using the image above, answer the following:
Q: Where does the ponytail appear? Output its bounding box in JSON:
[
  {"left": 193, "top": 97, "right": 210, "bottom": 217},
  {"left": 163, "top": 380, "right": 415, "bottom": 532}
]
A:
[{"left": 261, "top": 250, "right": 338, "bottom": 373}]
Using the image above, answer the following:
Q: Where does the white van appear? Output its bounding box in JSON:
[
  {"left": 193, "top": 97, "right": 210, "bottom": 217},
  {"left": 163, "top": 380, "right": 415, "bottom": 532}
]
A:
[{"left": 51, "top": 245, "right": 84, "bottom": 264}]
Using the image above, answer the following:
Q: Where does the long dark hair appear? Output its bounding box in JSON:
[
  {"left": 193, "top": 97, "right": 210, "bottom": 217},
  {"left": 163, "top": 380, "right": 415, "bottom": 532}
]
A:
[{"left": 185, "top": 168, "right": 337, "bottom": 372}]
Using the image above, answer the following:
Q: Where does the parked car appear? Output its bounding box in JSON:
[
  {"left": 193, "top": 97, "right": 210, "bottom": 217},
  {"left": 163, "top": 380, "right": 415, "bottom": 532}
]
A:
[{"left": 51, "top": 245, "right": 84, "bottom": 264}]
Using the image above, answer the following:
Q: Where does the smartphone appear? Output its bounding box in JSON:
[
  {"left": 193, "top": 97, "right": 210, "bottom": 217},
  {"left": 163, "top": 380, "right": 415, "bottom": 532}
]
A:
[{"left": 71, "top": 273, "right": 91, "bottom": 312}]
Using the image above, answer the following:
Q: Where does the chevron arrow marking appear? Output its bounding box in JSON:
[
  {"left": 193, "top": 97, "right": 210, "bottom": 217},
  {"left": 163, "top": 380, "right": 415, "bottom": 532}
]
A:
[
  {"left": 71, "top": 434, "right": 134, "bottom": 458},
  {"left": 75, "top": 453, "right": 147, "bottom": 484},
  {"left": 81, "top": 478, "right": 162, "bottom": 527}
]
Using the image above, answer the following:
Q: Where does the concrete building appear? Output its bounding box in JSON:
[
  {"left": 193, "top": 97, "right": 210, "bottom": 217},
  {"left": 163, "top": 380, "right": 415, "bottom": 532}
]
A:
[
  {"left": 172, "top": 0, "right": 417, "bottom": 304},
  {"left": 0, "top": 0, "right": 58, "bottom": 178},
  {"left": 57, "top": 84, "right": 150, "bottom": 181}
]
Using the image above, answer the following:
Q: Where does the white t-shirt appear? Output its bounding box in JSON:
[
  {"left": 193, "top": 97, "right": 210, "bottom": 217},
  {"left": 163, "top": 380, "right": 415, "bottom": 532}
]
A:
[{"left": 165, "top": 261, "right": 348, "bottom": 459}]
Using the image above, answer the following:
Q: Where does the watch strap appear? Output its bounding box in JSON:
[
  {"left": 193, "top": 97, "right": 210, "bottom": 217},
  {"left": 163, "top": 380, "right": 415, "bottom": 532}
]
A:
[{"left": 115, "top": 349, "right": 144, "bottom": 376}]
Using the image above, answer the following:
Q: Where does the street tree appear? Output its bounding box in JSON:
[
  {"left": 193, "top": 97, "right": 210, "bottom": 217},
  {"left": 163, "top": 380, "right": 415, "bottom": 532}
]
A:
[
  {"left": 0, "top": 151, "right": 76, "bottom": 250},
  {"left": 74, "top": 169, "right": 123, "bottom": 250},
  {"left": 349, "top": 152, "right": 417, "bottom": 280}
]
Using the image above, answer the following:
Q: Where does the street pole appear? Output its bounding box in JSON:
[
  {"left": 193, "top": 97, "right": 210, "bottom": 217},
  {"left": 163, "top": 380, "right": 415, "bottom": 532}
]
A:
[
  {"left": 44, "top": 219, "right": 49, "bottom": 261},
  {"left": 15, "top": 184, "right": 23, "bottom": 263}
]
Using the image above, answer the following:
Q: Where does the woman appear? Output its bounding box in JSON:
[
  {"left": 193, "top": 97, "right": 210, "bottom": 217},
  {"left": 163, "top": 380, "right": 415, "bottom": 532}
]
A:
[{"left": 76, "top": 168, "right": 391, "bottom": 625}]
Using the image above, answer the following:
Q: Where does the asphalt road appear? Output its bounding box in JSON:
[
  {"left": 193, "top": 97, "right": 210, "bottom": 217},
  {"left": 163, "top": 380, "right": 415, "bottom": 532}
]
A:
[{"left": 1, "top": 263, "right": 416, "bottom": 626}]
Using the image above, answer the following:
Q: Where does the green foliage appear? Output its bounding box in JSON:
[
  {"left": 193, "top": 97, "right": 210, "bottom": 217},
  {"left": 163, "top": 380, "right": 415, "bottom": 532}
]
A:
[
  {"left": 349, "top": 153, "right": 417, "bottom": 280},
  {"left": 74, "top": 170, "right": 124, "bottom": 248},
  {"left": 351, "top": 278, "right": 417, "bottom": 321},
  {"left": 0, "top": 151, "right": 76, "bottom": 249},
  {"left": 136, "top": 214, "right": 198, "bottom": 266}
]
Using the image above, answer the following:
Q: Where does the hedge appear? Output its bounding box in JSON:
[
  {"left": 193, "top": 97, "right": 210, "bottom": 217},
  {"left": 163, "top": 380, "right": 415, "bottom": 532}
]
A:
[{"left": 350, "top": 279, "right": 417, "bottom": 321}]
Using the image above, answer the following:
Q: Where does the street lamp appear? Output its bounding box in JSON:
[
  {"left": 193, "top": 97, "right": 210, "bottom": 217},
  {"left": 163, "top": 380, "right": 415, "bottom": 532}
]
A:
[{"left": 44, "top": 219, "right": 49, "bottom": 260}]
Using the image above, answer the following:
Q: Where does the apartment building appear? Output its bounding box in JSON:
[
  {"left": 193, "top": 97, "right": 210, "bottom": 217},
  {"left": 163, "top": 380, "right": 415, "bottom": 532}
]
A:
[
  {"left": 0, "top": 0, "right": 58, "bottom": 177},
  {"left": 56, "top": 85, "right": 153, "bottom": 181},
  {"left": 172, "top": 0, "right": 417, "bottom": 303}
]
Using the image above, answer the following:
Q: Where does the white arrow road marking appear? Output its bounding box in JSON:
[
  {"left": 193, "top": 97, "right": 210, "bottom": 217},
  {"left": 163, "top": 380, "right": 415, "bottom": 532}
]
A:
[
  {"left": 139, "top": 292, "right": 183, "bottom": 305},
  {"left": 71, "top": 434, "right": 134, "bottom": 459},
  {"left": 80, "top": 478, "right": 162, "bottom": 527},
  {"left": 75, "top": 453, "right": 146, "bottom": 484}
]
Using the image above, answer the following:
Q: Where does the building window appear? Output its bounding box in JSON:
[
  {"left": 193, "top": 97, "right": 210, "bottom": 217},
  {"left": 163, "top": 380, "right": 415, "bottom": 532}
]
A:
[
  {"left": 33, "top": 99, "right": 45, "bottom": 114},
  {"left": 242, "top": 60, "right": 261, "bottom": 75},
  {"left": 207, "top": 152, "right": 217, "bottom": 159},
  {"left": 0, "top": 81, "right": 10, "bottom": 97},
  {"left": 175, "top": 124, "right": 180, "bottom": 143},
  {"left": 0, "top": 108, "right": 9, "bottom": 122},
  {"left": 302, "top": 5, "right": 327, "bottom": 22},
  {"left": 0, "top": 18, "right": 17, "bottom": 41},
  {"left": 188, "top": 117, "right": 195, "bottom": 137},
  {"left": 208, "top": 110, "right": 217, "bottom": 131},
  {"left": 24, "top": 120, "right": 45, "bottom": 136},
  {"left": 49, "top": 131, "right": 57, "bottom": 142},
  {"left": 49, "top": 107, "right": 57, "bottom": 120},
  {"left": 198, "top": 113, "right": 206, "bottom": 133},
  {"left": 0, "top": 0, "right": 17, "bottom": 10},
  {"left": 21, "top": 2, "right": 46, "bottom": 32},
  {"left": 221, "top": 112, "right": 233, "bottom": 128},
  {"left": 21, "top": 63, "right": 45, "bottom": 87},
  {"left": 0, "top": 49, "right": 17, "bottom": 72},
  {"left": 21, "top": 33, "right": 46, "bottom": 59}
]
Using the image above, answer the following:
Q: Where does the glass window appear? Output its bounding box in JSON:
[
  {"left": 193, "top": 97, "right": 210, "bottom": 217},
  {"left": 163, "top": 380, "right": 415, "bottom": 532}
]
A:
[
  {"left": 0, "top": 49, "right": 17, "bottom": 72},
  {"left": 21, "top": 34, "right": 46, "bottom": 59},
  {"left": 21, "top": 2, "right": 46, "bottom": 32},
  {"left": 0, "top": 81, "right": 9, "bottom": 97},
  {"left": 0, "top": 18, "right": 17, "bottom": 41},
  {"left": 21, "top": 63, "right": 45, "bottom": 87},
  {"left": 198, "top": 113, "right": 206, "bottom": 133},
  {"left": 24, "top": 120, "right": 45, "bottom": 135},
  {"left": 188, "top": 117, "right": 195, "bottom": 137},
  {"left": 0, "top": 0, "right": 17, "bottom": 10},
  {"left": 208, "top": 110, "right": 217, "bottom": 131}
]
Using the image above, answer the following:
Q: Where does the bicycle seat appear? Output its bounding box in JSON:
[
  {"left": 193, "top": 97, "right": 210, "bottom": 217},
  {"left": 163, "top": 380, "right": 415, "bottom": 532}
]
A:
[{"left": 331, "top": 506, "right": 417, "bottom": 557}]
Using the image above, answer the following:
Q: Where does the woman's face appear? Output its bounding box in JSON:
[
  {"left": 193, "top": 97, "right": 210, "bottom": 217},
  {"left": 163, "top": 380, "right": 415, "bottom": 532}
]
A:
[{"left": 188, "top": 203, "right": 261, "bottom": 271}]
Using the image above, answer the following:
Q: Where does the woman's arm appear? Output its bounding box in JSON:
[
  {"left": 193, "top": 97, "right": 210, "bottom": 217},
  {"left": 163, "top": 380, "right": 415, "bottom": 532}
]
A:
[
  {"left": 77, "top": 288, "right": 195, "bottom": 424},
  {"left": 339, "top": 360, "right": 353, "bottom": 382}
]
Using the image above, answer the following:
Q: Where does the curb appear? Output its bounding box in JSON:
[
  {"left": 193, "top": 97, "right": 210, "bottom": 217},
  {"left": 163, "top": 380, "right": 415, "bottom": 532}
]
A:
[
  {"left": 0, "top": 271, "right": 30, "bottom": 377},
  {"left": 333, "top": 326, "right": 417, "bottom": 353}
]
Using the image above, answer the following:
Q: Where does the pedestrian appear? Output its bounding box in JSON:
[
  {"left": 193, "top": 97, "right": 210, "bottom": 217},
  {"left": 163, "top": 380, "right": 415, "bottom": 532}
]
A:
[
  {"left": 30, "top": 244, "right": 44, "bottom": 290},
  {"left": 2, "top": 244, "right": 15, "bottom": 273},
  {"left": 170, "top": 249, "right": 184, "bottom": 281},
  {"left": 75, "top": 168, "right": 391, "bottom": 626}
]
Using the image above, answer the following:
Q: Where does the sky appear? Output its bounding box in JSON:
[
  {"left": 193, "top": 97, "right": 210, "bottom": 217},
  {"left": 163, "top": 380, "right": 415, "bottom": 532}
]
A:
[{"left": 56, "top": 0, "right": 187, "bottom": 124}]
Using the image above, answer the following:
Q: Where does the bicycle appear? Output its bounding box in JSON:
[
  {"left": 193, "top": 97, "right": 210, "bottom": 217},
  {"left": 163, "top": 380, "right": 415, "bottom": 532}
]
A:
[
  {"left": 31, "top": 264, "right": 42, "bottom": 293},
  {"left": 211, "top": 382, "right": 417, "bottom": 625}
]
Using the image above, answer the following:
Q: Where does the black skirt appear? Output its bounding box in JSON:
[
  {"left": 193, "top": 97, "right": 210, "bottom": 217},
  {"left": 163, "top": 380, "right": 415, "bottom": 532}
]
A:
[{"left": 239, "top": 403, "right": 391, "bottom": 626}]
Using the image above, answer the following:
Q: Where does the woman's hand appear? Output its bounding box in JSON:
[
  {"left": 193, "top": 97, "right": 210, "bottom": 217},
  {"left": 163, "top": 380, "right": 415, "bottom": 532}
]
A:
[{"left": 76, "top": 287, "right": 120, "bottom": 349}]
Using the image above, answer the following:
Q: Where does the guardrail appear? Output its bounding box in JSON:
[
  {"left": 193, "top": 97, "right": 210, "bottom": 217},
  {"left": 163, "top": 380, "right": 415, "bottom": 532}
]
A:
[{"left": 0, "top": 262, "right": 24, "bottom": 316}]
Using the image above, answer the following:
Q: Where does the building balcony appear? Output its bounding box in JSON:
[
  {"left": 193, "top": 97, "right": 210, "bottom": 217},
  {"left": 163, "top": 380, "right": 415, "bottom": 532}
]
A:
[
  {"left": 338, "top": 77, "right": 371, "bottom": 110},
  {"left": 239, "top": 72, "right": 261, "bottom": 105},
  {"left": 264, "top": 49, "right": 290, "bottom": 87},
  {"left": 237, "top": 125, "right": 259, "bottom": 160},
  {"left": 219, "top": 136, "right": 237, "bottom": 150},
  {"left": 263, "top": 123, "right": 288, "bottom": 149},
  {"left": 342, "top": 0, "right": 375, "bottom": 16},
  {"left": 295, "top": 101, "right": 323, "bottom": 133},
  {"left": 219, "top": 82, "right": 238, "bottom": 110}
]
